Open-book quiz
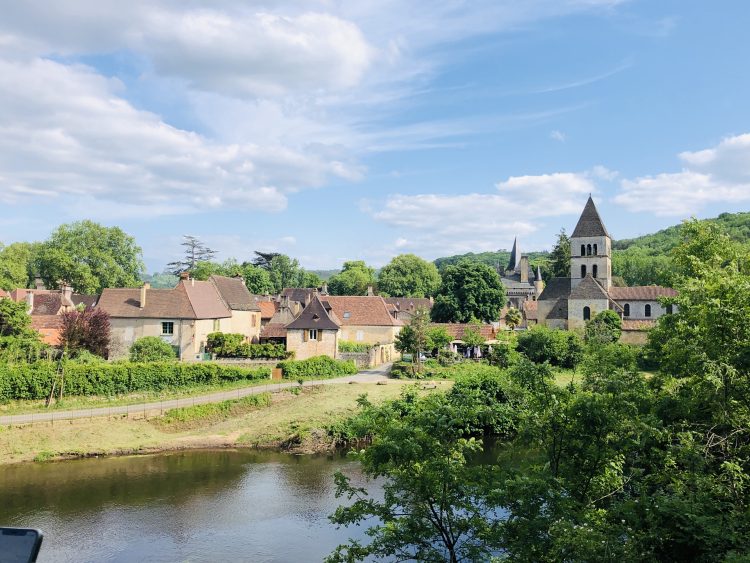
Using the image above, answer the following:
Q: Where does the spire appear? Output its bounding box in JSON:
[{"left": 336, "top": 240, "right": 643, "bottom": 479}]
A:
[
  {"left": 506, "top": 237, "right": 521, "bottom": 272},
  {"left": 571, "top": 196, "right": 610, "bottom": 238},
  {"left": 535, "top": 265, "right": 542, "bottom": 281}
]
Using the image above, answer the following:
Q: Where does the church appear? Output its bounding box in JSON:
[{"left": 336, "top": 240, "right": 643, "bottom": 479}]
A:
[{"left": 535, "top": 196, "right": 677, "bottom": 342}]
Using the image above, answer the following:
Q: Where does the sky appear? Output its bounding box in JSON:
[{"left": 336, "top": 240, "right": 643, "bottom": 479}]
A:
[{"left": 1, "top": 0, "right": 749, "bottom": 272}]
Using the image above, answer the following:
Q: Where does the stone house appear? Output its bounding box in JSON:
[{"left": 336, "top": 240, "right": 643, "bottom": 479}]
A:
[
  {"left": 285, "top": 294, "right": 340, "bottom": 360},
  {"left": 98, "top": 275, "right": 260, "bottom": 360},
  {"left": 383, "top": 297, "right": 433, "bottom": 322}
]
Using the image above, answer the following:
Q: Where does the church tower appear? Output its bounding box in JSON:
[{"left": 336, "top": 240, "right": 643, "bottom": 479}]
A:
[
  {"left": 505, "top": 236, "right": 521, "bottom": 274},
  {"left": 570, "top": 196, "right": 612, "bottom": 289}
]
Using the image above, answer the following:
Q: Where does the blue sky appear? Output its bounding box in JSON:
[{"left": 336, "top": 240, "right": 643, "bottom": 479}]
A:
[{"left": 0, "top": 0, "right": 749, "bottom": 272}]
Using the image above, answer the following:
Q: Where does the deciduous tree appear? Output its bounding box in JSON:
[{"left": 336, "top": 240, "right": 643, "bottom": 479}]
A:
[
  {"left": 328, "top": 260, "right": 376, "bottom": 296},
  {"left": 378, "top": 254, "right": 441, "bottom": 297},
  {"left": 430, "top": 260, "right": 505, "bottom": 323}
]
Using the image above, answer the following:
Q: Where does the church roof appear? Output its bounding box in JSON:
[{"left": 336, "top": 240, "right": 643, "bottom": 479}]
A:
[
  {"left": 609, "top": 286, "right": 677, "bottom": 300},
  {"left": 507, "top": 237, "right": 521, "bottom": 271},
  {"left": 569, "top": 275, "right": 610, "bottom": 300},
  {"left": 572, "top": 196, "right": 610, "bottom": 238},
  {"left": 538, "top": 277, "right": 571, "bottom": 301}
]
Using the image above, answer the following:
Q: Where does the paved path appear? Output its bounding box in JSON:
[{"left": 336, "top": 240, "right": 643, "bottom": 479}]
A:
[{"left": 0, "top": 364, "right": 392, "bottom": 426}]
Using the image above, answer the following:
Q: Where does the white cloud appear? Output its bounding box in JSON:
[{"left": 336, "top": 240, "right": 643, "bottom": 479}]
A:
[
  {"left": 615, "top": 133, "right": 750, "bottom": 216},
  {"left": 550, "top": 130, "right": 566, "bottom": 142}
]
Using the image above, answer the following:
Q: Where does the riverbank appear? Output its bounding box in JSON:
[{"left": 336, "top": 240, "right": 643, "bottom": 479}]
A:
[{"left": 0, "top": 380, "right": 450, "bottom": 465}]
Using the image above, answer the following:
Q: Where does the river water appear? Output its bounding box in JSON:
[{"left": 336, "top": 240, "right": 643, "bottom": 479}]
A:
[{"left": 0, "top": 449, "right": 378, "bottom": 562}]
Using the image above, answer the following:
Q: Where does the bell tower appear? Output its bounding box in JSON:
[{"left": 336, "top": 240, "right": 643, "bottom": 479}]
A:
[{"left": 570, "top": 196, "right": 612, "bottom": 289}]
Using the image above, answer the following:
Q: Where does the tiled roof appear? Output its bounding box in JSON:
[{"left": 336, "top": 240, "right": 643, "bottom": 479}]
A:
[
  {"left": 72, "top": 295, "right": 97, "bottom": 309},
  {"left": 547, "top": 298, "right": 569, "bottom": 320},
  {"left": 210, "top": 275, "right": 260, "bottom": 311},
  {"left": 286, "top": 294, "right": 340, "bottom": 331},
  {"left": 257, "top": 300, "right": 277, "bottom": 320},
  {"left": 98, "top": 284, "right": 196, "bottom": 319},
  {"left": 184, "top": 280, "right": 232, "bottom": 319},
  {"left": 282, "top": 288, "right": 317, "bottom": 304},
  {"left": 523, "top": 300, "right": 538, "bottom": 320},
  {"left": 572, "top": 196, "right": 610, "bottom": 238},
  {"left": 430, "top": 323, "right": 496, "bottom": 341},
  {"left": 382, "top": 297, "right": 433, "bottom": 312},
  {"left": 0, "top": 289, "right": 9, "bottom": 299},
  {"left": 30, "top": 293, "right": 63, "bottom": 315},
  {"left": 569, "top": 275, "right": 609, "bottom": 300},
  {"left": 609, "top": 286, "right": 677, "bottom": 300},
  {"left": 260, "top": 323, "right": 288, "bottom": 339},
  {"left": 323, "top": 296, "right": 400, "bottom": 327},
  {"left": 538, "top": 278, "right": 571, "bottom": 301},
  {"left": 622, "top": 320, "right": 657, "bottom": 331},
  {"left": 31, "top": 315, "right": 62, "bottom": 331}
]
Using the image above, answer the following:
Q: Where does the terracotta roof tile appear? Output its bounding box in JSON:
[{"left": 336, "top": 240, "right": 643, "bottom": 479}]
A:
[
  {"left": 324, "top": 296, "right": 400, "bottom": 326},
  {"left": 609, "top": 286, "right": 677, "bottom": 300},
  {"left": 257, "top": 301, "right": 277, "bottom": 320},
  {"left": 183, "top": 280, "right": 232, "bottom": 319},
  {"left": 622, "top": 320, "right": 657, "bottom": 331},
  {"left": 523, "top": 300, "right": 538, "bottom": 320},
  {"left": 382, "top": 297, "right": 433, "bottom": 312},
  {"left": 98, "top": 284, "right": 196, "bottom": 319},
  {"left": 261, "top": 323, "right": 288, "bottom": 338},
  {"left": 210, "top": 275, "right": 260, "bottom": 311},
  {"left": 429, "top": 323, "right": 496, "bottom": 341}
]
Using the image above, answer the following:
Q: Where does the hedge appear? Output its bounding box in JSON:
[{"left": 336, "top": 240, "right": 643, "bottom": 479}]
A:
[
  {"left": 0, "top": 361, "right": 271, "bottom": 402},
  {"left": 206, "top": 333, "right": 290, "bottom": 359},
  {"left": 277, "top": 356, "right": 358, "bottom": 379},
  {"left": 338, "top": 341, "right": 374, "bottom": 353}
]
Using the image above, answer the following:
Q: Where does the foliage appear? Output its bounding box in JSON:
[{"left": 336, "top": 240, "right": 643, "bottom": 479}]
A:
[
  {"left": 548, "top": 228, "right": 571, "bottom": 279},
  {"left": 504, "top": 307, "right": 522, "bottom": 329},
  {"left": 338, "top": 341, "right": 374, "bottom": 353},
  {"left": 35, "top": 220, "right": 144, "bottom": 294},
  {"left": 0, "top": 242, "right": 37, "bottom": 290},
  {"left": 0, "top": 298, "right": 33, "bottom": 337},
  {"left": 254, "top": 253, "right": 320, "bottom": 294},
  {"left": 328, "top": 260, "right": 376, "bottom": 296},
  {"left": 377, "top": 254, "right": 441, "bottom": 297},
  {"left": 59, "top": 308, "right": 111, "bottom": 358},
  {"left": 0, "top": 299, "right": 45, "bottom": 363},
  {"left": 611, "top": 247, "right": 673, "bottom": 286},
  {"left": 394, "top": 307, "right": 430, "bottom": 374},
  {"left": 142, "top": 271, "right": 178, "bottom": 289},
  {"left": 584, "top": 309, "right": 623, "bottom": 344},
  {"left": 129, "top": 336, "right": 177, "bottom": 362},
  {"left": 461, "top": 323, "right": 486, "bottom": 348},
  {"left": 160, "top": 392, "right": 271, "bottom": 425},
  {"left": 0, "top": 362, "right": 271, "bottom": 401},
  {"left": 434, "top": 249, "right": 550, "bottom": 275},
  {"left": 431, "top": 260, "right": 505, "bottom": 323},
  {"left": 166, "top": 235, "right": 217, "bottom": 275},
  {"left": 426, "top": 326, "right": 452, "bottom": 351},
  {"left": 277, "top": 355, "right": 357, "bottom": 379},
  {"left": 516, "top": 325, "right": 584, "bottom": 368},
  {"left": 205, "top": 332, "right": 289, "bottom": 359}
]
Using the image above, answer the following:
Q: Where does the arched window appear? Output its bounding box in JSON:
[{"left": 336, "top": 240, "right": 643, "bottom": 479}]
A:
[
  {"left": 624, "top": 303, "right": 630, "bottom": 317},
  {"left": 583, "top": 306, "right": 591, "bottom": 321},
  {"left": 581, "top": 265, "right": 587, "bottom": 278},
  {"left": 645, "top": 304, "right": 652, "bottom": 317},
  {"left": 581, "top": 244, "right": 586, "bottom": 256},
  {"left": 587, "top": 244, "right": 592, "bottom": 256},
  {"left": 593, "top": 244, "right": 598, "bottom": 255},
  {"left": 593, "top": 264, "right": 598, "bottom": 278}
]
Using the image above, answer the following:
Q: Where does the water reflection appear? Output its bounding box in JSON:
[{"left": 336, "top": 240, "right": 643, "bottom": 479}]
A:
[{"left": 0, "top": 449, "right": 374, "bottom": 563}]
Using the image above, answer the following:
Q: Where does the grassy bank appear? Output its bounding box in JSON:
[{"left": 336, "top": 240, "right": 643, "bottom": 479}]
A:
[{"left": 0, "top": 380, "right": 450, "bottom": 465}]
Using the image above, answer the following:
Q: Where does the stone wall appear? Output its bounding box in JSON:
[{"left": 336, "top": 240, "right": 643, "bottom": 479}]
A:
[{"left": 286, "top": 328, "right": 338, "bottom": 360}]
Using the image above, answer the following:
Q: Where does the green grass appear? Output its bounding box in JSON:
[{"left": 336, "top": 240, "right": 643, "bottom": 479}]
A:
[{"left": 158, "top": 393, "right": 272, "bottom": 428}]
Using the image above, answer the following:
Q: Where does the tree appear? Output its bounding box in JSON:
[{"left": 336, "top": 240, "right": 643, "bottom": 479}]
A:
[
  {"left": 504, "top": 307, "right": 522, "bottom": 330},
  {"left": 395, "top": 307, "right": 430, "bottom": 374},
  {"left": 240, "top": 263, "right": 275, "bottom": 294},
  {"left": 129, "top": 336, "right": 177, "bottom": 362},
  {"left": 0, "top": 298, "right": 33, "bottom": 337},
  {"left": 167, "top": 235, "right": 217, "bottom": 275},
  {"left": 250, "top": 251, "right": 281, "bottom": 270},
  {"left": 378, "top": 254, "right": 441, "bottom": 297},
  {"left": 548, "top": 228, "right": 571, "bottom": 279},
  {"left": 426, "top": 326, "right": 452, "bottom": 352},
  {"left": 584, "top": 309, "right": 622, "bottom": 344},
  {"left": 0, "top": 299, "right": 45, "bottom": 362},
  {"left": 430, "top": 260, "right": 505, "bottom": 323},
  {"left": 59, "top": 308, "right": 111, "bottom": 358},
  {"left": 36, "top": 221, "right": 144, "bottom": 294},
  {"left": 143, "top": 271, "right": 179, "bottom": 289},
  {"left": 0, "top": 242, "right": 38, "bottom": 290},
  {"left": 461, "top": 323, "right": 486, "bottom": 349},
  {"left": 328, "top": 261, "right": 376, "bottom": 296}
]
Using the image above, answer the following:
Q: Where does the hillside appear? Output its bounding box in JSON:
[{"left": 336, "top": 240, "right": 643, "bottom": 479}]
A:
[{"left": 434, "top": 250, "right": 550, "bottom": 272}]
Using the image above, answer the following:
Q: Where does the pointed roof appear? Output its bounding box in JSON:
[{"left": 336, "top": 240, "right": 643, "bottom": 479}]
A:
[
  {"left": 507, "top": 237, "right": 521, "bottom": 271},
  {"left": 286, "top": 293, "right": 340, "bottom": 331},
  {"left": 571, "top": 196, "right": 610, "bottom": 238},
  {"left": 569, "top": 274, "right": 609, "bottom": 300}
]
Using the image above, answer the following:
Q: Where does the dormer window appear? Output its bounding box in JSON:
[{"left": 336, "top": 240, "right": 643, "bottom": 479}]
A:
[{"left": 343, "top": 312, "right": 351, "bottom": 319}]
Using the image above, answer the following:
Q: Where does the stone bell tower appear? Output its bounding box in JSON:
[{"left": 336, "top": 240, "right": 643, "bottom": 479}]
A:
[{"left": 570, "top": 196, "right": 612, "bottom": 289}]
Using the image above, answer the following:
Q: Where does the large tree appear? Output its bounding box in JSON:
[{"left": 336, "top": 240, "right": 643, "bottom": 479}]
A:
[
  {"left": 0, "top": 241, "right": 38, "bottom": 290},
  {"left": 36, "top": 221, "right": 144, "bottom": 294},
  {"left": 430, "top": 260, "right": 505, "bottom": 323},
  {"left": 377, "top": 254, "right": 441, "bottom": 297},
  {"left": 548, "top": 228, "right": 571, "bottom": 279},
  {"left": 328, "top": 261, "right": 376, "bottom": 296},
  {"left": 167, "top": 235, "right": 217, "bottom": 275},
  {"left": 59, "top": 308, "right": 111, "bottom": 358},
  {"left": 394, "top": 307, "right": 430, "bottom": 374}
]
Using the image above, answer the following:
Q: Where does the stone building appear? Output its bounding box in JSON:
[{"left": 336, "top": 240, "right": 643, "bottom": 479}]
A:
[
  {"left": 499, "top": 237, "right": 544, "bottom": 310},
  {"left": 285, "top": 294, "right": 340, "bottom": 360},
  {"left": 536, "top": 196, "right": 677, "bottom": 334}
]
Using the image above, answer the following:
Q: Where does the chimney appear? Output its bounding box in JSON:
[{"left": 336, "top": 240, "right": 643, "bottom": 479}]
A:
[
  {"left": 179, "top": 271, "right": 190, "bottom": 281},
  {"left": 519, "top": 256, "right": 529, "bottom": 284},
  {"left": 25, "top": 292, "right": 34, "bottom": 314},
  {"left": 34, "top": 276, "right": 45, "bottom": 290},
  {"left": 321, "top": 282, "right": 328, "bottom": 295},
  {"left": 140, "top": 282, "right": 150, "bottom": 309},
  {"left": 366, "top": 285, "right": 374, "bottom": 296},
  {"left": 61, "top": 282, "right": 74, "bottom": 308}
]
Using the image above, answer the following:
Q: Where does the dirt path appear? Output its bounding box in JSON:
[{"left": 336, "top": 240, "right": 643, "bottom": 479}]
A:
[{"left": 0, "top": 364, "right": 392, "bottom": 426}]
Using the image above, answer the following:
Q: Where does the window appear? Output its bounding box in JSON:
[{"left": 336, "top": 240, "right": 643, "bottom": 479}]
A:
[
  {"left": 592, "top": 264, "right": 598, "bottom": 278},
  {"left": 161, "top": 321, "right": 174, "bottom": 335},
  {"left": 581, "top": 244, "right": 586, "bottom": 256},
  {"left": 308, "top": 329, "right": 318, "bottom": 341},
  {"left": 593, "top": 243, "right": 598, "bottom": 255},
  {"left": 581, "top": 264, "right": 587, "bottom": 278},
  {"left": 343, "top": 312, "right": 351, "bottom": 320},
  {"left": 624, "top": 303, "right": 630, "bottom": 317},
  {"left": 583, "top": 306, "right": 591, "bottom": 321},
  {"left": 356, "top": 330, "right": 364, "bottom": 341},
  {"left": 645, "top": 304, "right": 652, "bottom": 317},
  {"left": 213, "top": 319, "right": 220, "bottom": 332},
  {"left": 587, "top": 244, "right": 592, "bottom": 256},
  {"left": 252, "top": 314, "right": 257, "bottom": 327}
]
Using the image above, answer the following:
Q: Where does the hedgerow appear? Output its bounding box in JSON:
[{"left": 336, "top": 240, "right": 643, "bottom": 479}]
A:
[
  {"left": 206, "top": 333, "right": 290, "bottom": 359},
  {"left": 277, "top": 356, "right": 357, "bottom": 379},
  {"left": 0, "top": 361, "right": 271, "bottom": 402}
]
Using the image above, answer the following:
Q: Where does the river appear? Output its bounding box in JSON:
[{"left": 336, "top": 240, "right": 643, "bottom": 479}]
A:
[{"left": 0, "top": 449, "right": 378, "bottom": 562}]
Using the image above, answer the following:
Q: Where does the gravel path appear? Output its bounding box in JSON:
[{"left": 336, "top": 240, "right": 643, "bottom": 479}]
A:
[{"left": 0, "top": 364, "right": 392, "bottom": 426}]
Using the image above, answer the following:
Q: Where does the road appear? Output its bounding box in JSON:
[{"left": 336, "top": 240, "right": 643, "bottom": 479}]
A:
[{"left": 0, "top": 364, "right": 392, "bottom": 426}]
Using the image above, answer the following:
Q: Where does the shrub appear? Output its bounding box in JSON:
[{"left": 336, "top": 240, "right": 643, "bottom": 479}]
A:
[
  {"left": 516, "top": 326, "right": 584, "bottom": 368},
  {"left": 129, "top": 336, "right": 177, "bottom": 362},
  {"left": 338, "top": 341, "right": 374, "bottom": 353},
  {"left": 0, "top": 361, "right": 271, "bottom": 402},
  {"left": 59, "top": 308, "right": 111, "bottom": 358},
  {"left": 206, "top": 333, "right": 289, "bottom": 359},
  {"left": 277, "top": 356, "right": 357, "bottom": 379}
]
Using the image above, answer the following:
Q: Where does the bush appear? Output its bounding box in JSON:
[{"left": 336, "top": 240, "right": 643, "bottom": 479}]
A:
[
  {"left": 129, "top": 336, "right": 177, "bottom": 362},
  {"left": 205, "top": 333, "right": 289, "bottom": 359},
  {"left": 338, "top": 341, "right": 374, "bottom": 353},
  {"left": 516, "top": 326, "right": 584, "bottom": 368},
  {"left": 0, "top": 361, "right": 271, "bottom": 401},
  {"left": 277, "top": 356, "right": 358, "bottom": 379}
]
